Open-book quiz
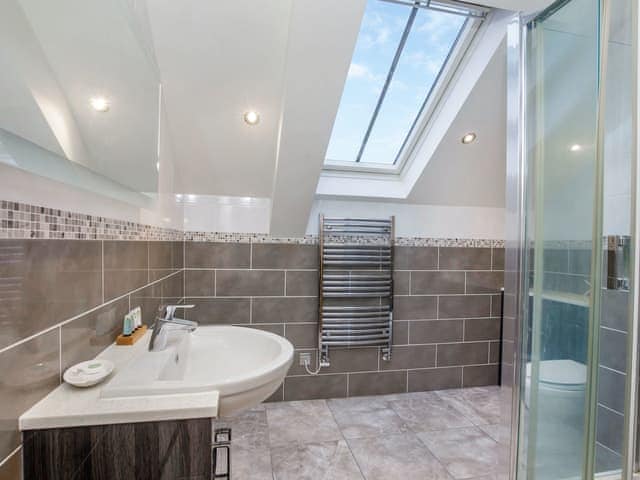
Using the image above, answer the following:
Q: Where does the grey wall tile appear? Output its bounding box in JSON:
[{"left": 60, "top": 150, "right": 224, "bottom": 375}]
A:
[
  {"left": 394, "top": 296, "right": 437, "bottom": 320},
  {"left": 184, "top": 269, "right": 214, "bottom": 297},
  {"left": 394, "top": 247, "right": 438, "bottom": 270},
  {"left": 599, "top": 327, "right": 627, "bottom": 373},
  {"left": 0, "top": 329, "right": 59, "bottom": 462},
  {"left": 159, "top": 270, "right": 184, "bottom": 299},
  {"left": 408, "top": 367, "right": 462, "bottom": 392},
  {"left": 284, "top": 375, "right": 347, "bottom": 401},
  {"left": 598, "top": 366, "right": 625, "bottom": 413},
  {"left": 409, "top": 320, "right": 463, "bottom": 344},
  {"left": 252, "top": 244, "right": 317, "bottom": 269},
  {"left": 466, "top": 272, "right": 503, "bottom": 294},
  {"left": 381, "top": 345, "right": 436, "bottom": 370},
  {"left": 393, "top": 271, "right": 409, "bottom": 295},
  {"left": 252, "top": 297, "right": 317, "bottom": 323},
  {"left": 437, "top": 342, "right": 489, "bottom": 367},
  {"left": 323, "top": 348, "right": 379, "bottom": 374},
  {"left": 596, "top": 405, "right": 624, "bottom": 454},
  {"left": 129, "top": 284, "right": 162, "bottom": 326},
  {"left": 492, "top": 248, "right": 505, "bottom": 270},
  {"left": 601, "top": 290, "right": 629, "bottom": 332},
  {"left": 0, "top": 446, "right": 21, "bottom": 480},
  {"left": 348, "top": 371, "right": 406, "bottom": 396},
  {"left": 172, "top": 241, "right": 184, "bottom": 269},
  {"left": 393, "top": 321, "right": 409, "bottom": 345},
  {"left": 285, "top": 324, "right": 317, "bottom": 349},
  {"left": 543, "top": 249, "right": 569, "bottom": 273},
  {"left": 411, "top": 271, "right": 465, "bottom": 295},
  {"left": 0, "top": 240, "right": 102, "bottom": 349},
  {"left": 568, "top": 249, "right": 591, "bottom": 275},
  {"left": 596, "top": 443, "right": 622, "bottom": 473},
  {"left": 148, "top": 241, "right": 174, "bottom": 270},
  {"left": 216, "top": 270, "right": 284, "bottom": 296},
  {"left": 61, "top": 297, "right": 129, "bottom": 371},
  {"left": 491, "top": 294, "right": 503, "bottom": 317},
  {"left": 439, "top": 247, "right": 491, "bottom": 270},
  {"left": 246, "top": 324, "right": 285, "bottom": 336},
  {"left": 104, "top": 269, "right": 148, "bottom": 301},
  {"left": 463, "top": 365, "right": 499, "bottom": 387},
  {"left": 464, "top": 318, "right": 501, "bottom": 341},
  {"left": 439, "top": 295, "right": 491, "bottom": 319},
  {"left": 285, "top": 270, "right": 318, "bottom": 297},
  {"left": 183, "top": 298, "right": 251, "bottom": 325},
  {"left": 185, "top": 242, "right": 250, "bottom": 268},
  {"left": 104, "top": 241, "right": 148, "bottom": 270},
  {"left": 489, "top": 341, "right": 501, "bottom": 364}
]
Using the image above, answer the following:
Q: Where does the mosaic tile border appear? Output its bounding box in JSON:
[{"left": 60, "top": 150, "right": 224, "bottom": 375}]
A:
[
  {"left": 184, "top": 231, "right": 504, "bottom": 247},
  {"left": 0, "top": 200, "right": 504, "bottom": 247},
  {"left": 0, "top": 201, "right": 182, "bottom": 241}
]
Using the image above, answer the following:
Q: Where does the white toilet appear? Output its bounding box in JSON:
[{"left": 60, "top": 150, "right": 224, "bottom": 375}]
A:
[{"left": 525, "top": 359, "right": 587, "bottom": 478}]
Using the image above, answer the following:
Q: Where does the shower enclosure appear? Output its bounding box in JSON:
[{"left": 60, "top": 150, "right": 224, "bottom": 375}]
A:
[{"left": 506, "top": 0, "right": 639, "bottom": 479}]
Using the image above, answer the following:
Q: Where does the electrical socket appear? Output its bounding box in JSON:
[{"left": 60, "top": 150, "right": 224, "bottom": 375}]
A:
[{"left": 299, "top": 352, "right": 312, "bottom": 366}]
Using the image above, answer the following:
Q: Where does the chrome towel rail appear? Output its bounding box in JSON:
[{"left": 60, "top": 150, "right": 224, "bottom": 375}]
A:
[{"left": 318, "top": 215, "right": 394, "bottom": 366}]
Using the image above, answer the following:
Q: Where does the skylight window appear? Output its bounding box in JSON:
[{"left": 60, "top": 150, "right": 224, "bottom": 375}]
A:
[{"left": 325, "top": 0, "right": 485, "bottom": 169}]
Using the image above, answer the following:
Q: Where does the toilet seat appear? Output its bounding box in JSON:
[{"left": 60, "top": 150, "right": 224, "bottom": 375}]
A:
[{"left": 526, "top": 359, "right": 587, "bottom": 391}]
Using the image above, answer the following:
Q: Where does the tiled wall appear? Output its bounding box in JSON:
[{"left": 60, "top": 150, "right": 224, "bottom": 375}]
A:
[
  {"left": 0, "top": 239, "right": 184, "bottom": 478},
  {"left": 182, "top": 242, "right": 505, "bottom": 402}
]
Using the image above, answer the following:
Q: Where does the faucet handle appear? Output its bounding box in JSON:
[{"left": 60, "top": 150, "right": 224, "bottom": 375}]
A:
[{"left": 158, "top": 304, "right": 195, "bottom": 320}]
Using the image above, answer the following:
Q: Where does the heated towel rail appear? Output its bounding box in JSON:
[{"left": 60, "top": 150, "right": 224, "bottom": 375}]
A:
[{"left": 318, "top": 215, "right": 394, "bottom": 367}]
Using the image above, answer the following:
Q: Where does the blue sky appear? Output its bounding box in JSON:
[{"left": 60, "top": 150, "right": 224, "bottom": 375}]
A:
[{"left": 326, "top": 0, "right": 465, "bottom": 165}]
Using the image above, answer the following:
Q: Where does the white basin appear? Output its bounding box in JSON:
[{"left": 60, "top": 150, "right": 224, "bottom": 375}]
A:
[{"left": 101, "top": 326, "right": 294, "bottom": 416}]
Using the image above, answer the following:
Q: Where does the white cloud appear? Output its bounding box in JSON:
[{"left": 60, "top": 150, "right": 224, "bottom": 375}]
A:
[{"left": 348, "top": 62, "right": 371, "bottom": 79}]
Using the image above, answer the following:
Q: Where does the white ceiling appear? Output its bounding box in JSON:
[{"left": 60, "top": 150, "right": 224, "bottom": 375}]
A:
[
  {"left": 0, "top": 0, "right": 160, "bottom": 192},
  {"left": 146, "top": 0, "right": 294, "bottom": 198},
  {"left": 408, "top": 40, "right": 506, "bottom": 207}
]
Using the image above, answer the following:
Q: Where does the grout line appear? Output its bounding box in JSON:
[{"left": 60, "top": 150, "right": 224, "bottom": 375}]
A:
[
  {"left": 58, "top": 326, "right": 62, "bottom": 383},
  {"left": 597, "top": 402, "right": 625, "bottom": 417},
  {"left": 0, "top": 269, "right": 183, "bottom": 355},
  {"left": 101, "top": 240, "right": 105, "bottom": 304},
  {"left": 600, "top": 325, "right": 628, "bottom": 335},
  {"left": 0, "top": 445, "right": 22, "bottom": 469},
  {"left": 490, "top": 247, "right": 494, "bottom": 271},
  {"left": 599, "top": 364, "right": 627, "bottom": 376},
  {"left": 284, "top": 270, "right": 287, "bottom": 296}
]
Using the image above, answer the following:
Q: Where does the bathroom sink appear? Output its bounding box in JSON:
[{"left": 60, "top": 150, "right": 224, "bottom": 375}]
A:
[{"left": 101, "top": 326, "right": 294, "bottom": 416}]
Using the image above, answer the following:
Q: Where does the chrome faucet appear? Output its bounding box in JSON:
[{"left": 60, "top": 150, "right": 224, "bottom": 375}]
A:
[{"left": 148, "top": 304, "right": 197, "bottom": 351}]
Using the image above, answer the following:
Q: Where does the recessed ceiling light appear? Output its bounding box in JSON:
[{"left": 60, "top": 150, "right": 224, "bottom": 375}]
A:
[
  {"left": 243, "top": 111, "right": 260, "bottom": 125},
  {"left": 570, "top": 144, "right": 582, "bottom": 152},
  {"left": 461, "top": 132, "right": 476, "bottom": 144},
  {"left": 90, "top": 96, "right": 110, "bottom": 112}
]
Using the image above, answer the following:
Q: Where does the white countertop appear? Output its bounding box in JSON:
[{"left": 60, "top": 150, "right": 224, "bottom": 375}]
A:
[{"left": 19, "top": 331, "right": 218, "bottom": 431}]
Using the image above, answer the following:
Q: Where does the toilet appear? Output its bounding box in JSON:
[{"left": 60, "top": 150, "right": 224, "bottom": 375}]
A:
[
  {"left": 525, "top": 359, "right": 587, "bottom": 421},
  {"left": 525, "top": 359, "right": 587, "bottom": 478}
]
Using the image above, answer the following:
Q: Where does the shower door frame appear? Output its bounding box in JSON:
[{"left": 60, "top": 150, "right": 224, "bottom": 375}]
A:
[{"left": 506, "top": 1, "right": 640, "bottom": 479}]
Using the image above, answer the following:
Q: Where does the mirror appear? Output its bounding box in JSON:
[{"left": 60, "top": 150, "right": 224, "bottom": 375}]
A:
[{"left": 0, "top": 0, "right": 160, "bottom": 205}]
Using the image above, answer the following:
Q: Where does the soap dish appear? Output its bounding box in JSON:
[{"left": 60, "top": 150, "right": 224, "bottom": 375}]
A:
[{"left": 63, "top": 359, "right": 115, "bottom": 388}]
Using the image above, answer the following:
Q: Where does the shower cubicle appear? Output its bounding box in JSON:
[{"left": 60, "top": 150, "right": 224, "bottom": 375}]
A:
[{"left": 505, "top": 0, "right": 640, "bottom": 479}]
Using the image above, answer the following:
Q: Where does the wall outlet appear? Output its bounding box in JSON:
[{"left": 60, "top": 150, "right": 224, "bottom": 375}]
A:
[{"left": 299, "top": 352, "right": 312, "bottom": 366}]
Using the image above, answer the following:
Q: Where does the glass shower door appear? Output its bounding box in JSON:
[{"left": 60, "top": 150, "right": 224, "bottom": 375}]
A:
[{"left": 515, "top": 0, "right": 637, "bottom": 479}]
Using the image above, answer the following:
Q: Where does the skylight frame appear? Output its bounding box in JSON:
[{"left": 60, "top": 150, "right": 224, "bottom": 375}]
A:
[{"left": 324, "top": 0, "right": 488, "bottom": 175}]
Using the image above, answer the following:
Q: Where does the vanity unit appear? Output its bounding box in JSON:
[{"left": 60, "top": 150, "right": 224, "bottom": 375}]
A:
[{"left": 19, "top": 326, "right": 293, "bottom": 479}]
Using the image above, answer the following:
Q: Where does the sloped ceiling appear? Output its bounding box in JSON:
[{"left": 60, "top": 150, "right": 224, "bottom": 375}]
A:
[{"left": 408, "top": 40, "right": 506, "bottom": 207}]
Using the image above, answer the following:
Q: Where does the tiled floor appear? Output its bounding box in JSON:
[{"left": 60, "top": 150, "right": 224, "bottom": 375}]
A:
[{"left": 215, "top": 386, "right": 511, "bottom": 480}]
